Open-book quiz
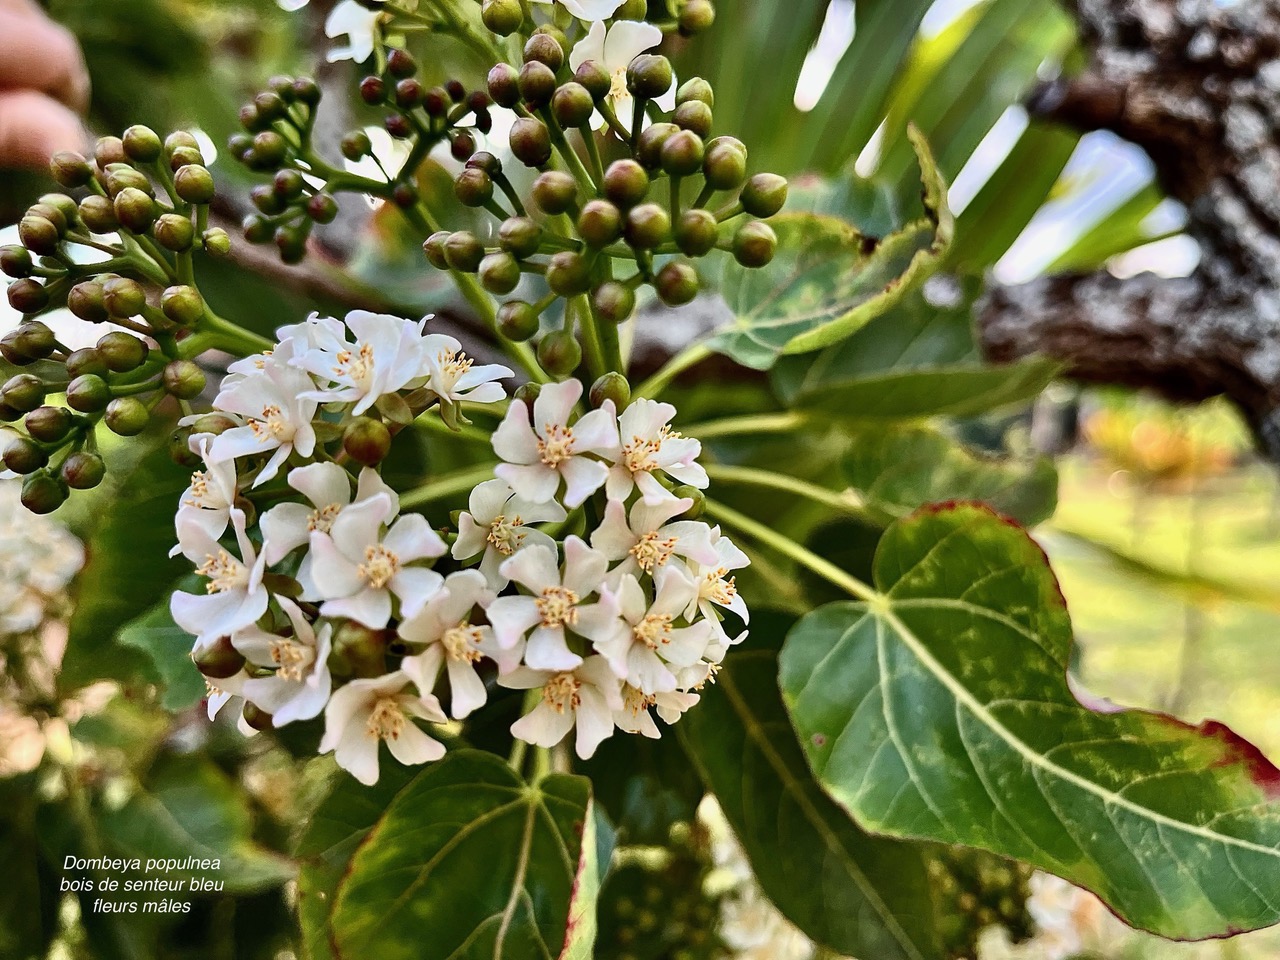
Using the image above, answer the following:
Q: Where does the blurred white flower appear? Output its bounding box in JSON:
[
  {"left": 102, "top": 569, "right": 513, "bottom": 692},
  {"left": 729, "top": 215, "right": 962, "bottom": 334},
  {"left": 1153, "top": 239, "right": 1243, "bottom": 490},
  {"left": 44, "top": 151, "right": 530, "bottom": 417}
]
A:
[
  {"left": 452, "top": 478, "right": 565, "bottom": 590},
  {"left": 0, "top": 479, "right": 83, "bottom": 636},
  {"left": 319, "top": 671, "right": 446, "bottom": 785},
  {"left": 325, "top": 1, "right": 380, "bottom": 63},
  {"left": 568, "top": 20, "right": 676, "bottom": 134},
  {"left": 500, "top": 655, "right": 622, "bottom": 758}
]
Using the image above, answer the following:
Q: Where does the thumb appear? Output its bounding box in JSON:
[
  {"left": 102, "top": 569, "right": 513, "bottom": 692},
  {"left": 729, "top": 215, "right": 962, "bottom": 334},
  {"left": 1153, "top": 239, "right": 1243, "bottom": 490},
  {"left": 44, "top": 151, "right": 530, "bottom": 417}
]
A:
[{"left": 0, "top": 89, "right": 89, "bottom": 171}]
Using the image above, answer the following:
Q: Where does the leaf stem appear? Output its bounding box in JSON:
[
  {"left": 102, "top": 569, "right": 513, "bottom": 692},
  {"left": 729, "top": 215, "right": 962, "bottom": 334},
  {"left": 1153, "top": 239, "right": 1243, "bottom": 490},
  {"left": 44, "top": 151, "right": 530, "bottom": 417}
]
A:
[
  {"left": 398, "top": 463, "right": 497, "bottom": 511},
  {"left": 634, "top": 342, "right": 712, "bottom": 398},
  {"left": 683, "top": 410, "right": 813, "bottom": 440},
  {"left": 703, "top": 463, "right": 870, "bottom": 519}
]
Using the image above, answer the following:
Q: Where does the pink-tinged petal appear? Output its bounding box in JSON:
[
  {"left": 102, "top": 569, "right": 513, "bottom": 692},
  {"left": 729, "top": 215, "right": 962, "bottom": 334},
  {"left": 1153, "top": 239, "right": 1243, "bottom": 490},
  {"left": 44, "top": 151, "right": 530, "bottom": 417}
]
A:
[
  {"left": 579, "top": 656, "right": 624, "bottom": 708},
  {"left": 512, "top": 494, "right": 567, "bottom": 524},
  {"left": 511, "top": 701, "right": 575, "bottom": 748},
  {"left": 619, "top": 398, "right": 674, "bottom": 439},
  {"left": 260, "top": 502, "right": 314, "bottom": 565},
  {"left": 592, "top": 634, "right": 631, "bottom": 677},
  {"left": 307, "top": 532, "right": 365, "bottom": 598},
  {"left": 383, "top": 513, "right": 446, "bottom": 561},
  {"left": 631, "top": 496, "right": 691, "bottom": 533},
  {"left": 663, "top": 520, "right": 720, "bottom": 566},
  {"left": 487, "top": 595, "right": 543, "bottom": 648},
  {"left": 404, "top": 693, "right": 449, "bottom": 724},
  {"left": 559, "top": 456, "right": 609, "bottom": 508},
  {"left": 651, "top": 564, "right": 698, "bottom": 616},
  {"left": 452, "top": 512, "right": 488, "bottom": 561},
  {"left": 499, "top": 543, "right": 560, "bottom": 592},
  {"left": 616, "top": 702, "right": 660, "bottom": 738},
  {"left": 559, "top": 0, "right": 624, "bottom": 20},
  {"left": 573, "top": 404, "right": 619, "bottom": 455},
  {"left": 525, "top": 625, "right": 583, "bottom": 671},
  {"left": 568, "top": 20, "right": 608, "bottom": 71},
  {"left": 328, "top": 493, "right": 394, "bottom": 559},
  {"left": 635, "top": 470, "right": 677, "bottom": 505},
  {"left": 321, "top": 587, "right": 391, "bottom": 629},
  {"left": 385, "top": 722, "right": 445, "bottom": 766},
  {"left": 492, "top": 404, "right": 540, "bottom": 464},
  {"left": 445, "top": 660, "right": 488, "bottom": 718},
  {"left": 495, "top": 462, "right": 561, "bottom": 505},
  {"left": 532, "top": 379, "right": 582, "bottom": 434},
  {"left": 288, "top": 461, "right": 354, "bottom": 509},
  {"left": 272, "top": 673, "right": 331, "bottom": 725},
  {"left": 561, "top": 535, "right": 607, "bottom": 595},
  {"left": 615, "top": 575, "right": 647, "bottom": 621},
  {"left": 573, "top": 687, "right": 615, "bottom": 758},
  {"left": 603, "top": 465, "right": 635, "bottom": 505},
  {"left": 455, "top": 362, "right": 513, "bottom": 391},
  {"left": 255, "top": 443, "right": 294, "bottom": 486},
  {"left": 392, "top": 567, "right": 445, "bottom": 620},
  {"left": 590, "top": 498, "right": 634, "bottom": 559},
  {"left": 356, "top": 467, "right": 400, "bottom": 517}
]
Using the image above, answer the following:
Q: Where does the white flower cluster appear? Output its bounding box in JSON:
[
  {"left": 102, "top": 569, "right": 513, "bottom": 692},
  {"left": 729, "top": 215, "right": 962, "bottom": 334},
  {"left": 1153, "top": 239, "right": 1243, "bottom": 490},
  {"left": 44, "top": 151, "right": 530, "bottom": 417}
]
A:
[
  {"left": 0, "top": 477, "right": 84, "bottom": 638},
  {"left": 169, "top": 310, "right": 747, "bottom": 786}
]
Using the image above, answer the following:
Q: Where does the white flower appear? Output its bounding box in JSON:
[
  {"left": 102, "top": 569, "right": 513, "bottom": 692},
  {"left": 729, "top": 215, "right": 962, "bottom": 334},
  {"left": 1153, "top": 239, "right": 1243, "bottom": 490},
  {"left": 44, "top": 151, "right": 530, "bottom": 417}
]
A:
[
  {"left": 325, "top": 1, "right": 380, "bottom": 63},
  {"left": 603, "top": 398, "right": 707, "bottom": 503},
  {"left": 568, "top": 20, "right": 676, "bottom": 134},
  {"left": 421, "top": 333, "right": 513, "bottom": 406},
  {"left": 530, "top": 0, "right": 625, "bottom": 21},
  {"left": 500, "top": 656, "right": 622, "bottom": 759},
  {"left": 613, "top": 684, "right": 699, "bottom": 737},
  {"left": 590, "top": 495, "right": 718, "bottom": 583},
  {"left": 234, "top": 598, "right": 333, "bottom": 726},
  {"left": 319, "top": 671, "right": 446, "bottom": 786},
  {"left": 452, "top": 478, "right": 566, "bottom": 590},
  {"left": 171, "top": 437, "right": 239, "bottom": 556},
  {"left": 593, "top": 567, "right": 713, "bottom": 693},
  {"left": 487, "top": 537, "right": 621, "bottom": 671},
  {"left": 492, "top": 378, "right": 618, "bottom": 508},
  {"left": 399, "top": 570, "right": 507, "bottom": 720},
  {"left": 204, "top": 671, "right": 247, "bottom": 722},
  {"left": 207, "top": 354, "right": 319, "bottom": 486},
  {"left": 685, "top": 526, "right": 750, "bottom": 637},
  {"left": 171, "top": 511, "right": 269, "bottom": 650},
  {"left": 293, "top": 311, "right": 428, "bottom": 415},
  {"left": 308, "top": 494, "right": 446, "bottom": 628},
  {"left": 0, "top": 479, "right": 83, "bottom": 636}
]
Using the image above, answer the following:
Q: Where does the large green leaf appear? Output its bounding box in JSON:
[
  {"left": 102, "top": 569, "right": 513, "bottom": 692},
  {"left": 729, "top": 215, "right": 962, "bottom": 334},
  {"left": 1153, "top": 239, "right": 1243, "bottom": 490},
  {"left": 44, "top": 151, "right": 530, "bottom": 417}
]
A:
[
  {"left": 844, "top": 425, "right": 1057, "bottom": 525},
  {"left": 301, "top": 750, "right": 595, "bottom": 960},
  {"left": 117, "top": 601, "right": 205, "bottom": 711},
  {"left": 681, "top": 612, "right": 944, "bottom": 960},
  {"left": 706, "top": 128, "right": 953, "bottom": 370},
  {"left": 779, "top": 503, "right": 1280, "bottom": 940}
]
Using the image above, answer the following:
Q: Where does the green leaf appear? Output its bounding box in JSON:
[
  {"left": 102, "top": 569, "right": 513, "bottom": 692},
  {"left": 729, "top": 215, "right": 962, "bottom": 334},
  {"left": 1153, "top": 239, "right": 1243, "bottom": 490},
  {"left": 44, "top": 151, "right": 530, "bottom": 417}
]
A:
[
  {"left": 843, "top": 425, "right": 1057, "bottom": 525},
  {"left": 1044, "top": 183, "right": 1171, "bottom": 275},
  {"left": 117, "top": 601, "right": 205, "bottom": 711},
  {"left": 302, "top": 750, "right": 595, "bottom": 960},
  {"left": 681, "top": 612, "right": 944, "bottom": 960},
  {"left": 707, "top": 127, "right": 953, "bottom": 370},
  {"left": 779, "top": 503, "right": 1280, "bottom": 940}
]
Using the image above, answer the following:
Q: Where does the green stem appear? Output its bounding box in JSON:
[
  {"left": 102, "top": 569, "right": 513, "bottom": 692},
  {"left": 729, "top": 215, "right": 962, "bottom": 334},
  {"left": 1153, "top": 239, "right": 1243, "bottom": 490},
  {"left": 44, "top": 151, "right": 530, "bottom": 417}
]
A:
[
  {"left": 398, "top": 463, "right": 497, "bottom": 511},
  {"left": 416, "top": 411, "right": 494, "bottom": 446},
  {"left": 574, "top": 294, "right": 607, "bottom": 381},
  {"left": 683, "top": 410, "right": 811, "bottom": 440},
  {"left": 634, "top": 342, "right": 711, "bottom": 398},
  {"left": 703, "top": 462, "right": 870, "bottom": 518},
  {"left": 581, "top": 126, "right": 605, "bottom": 187},
  {"left": 199, "top": 311, "right": 274, "bottom": 356}
]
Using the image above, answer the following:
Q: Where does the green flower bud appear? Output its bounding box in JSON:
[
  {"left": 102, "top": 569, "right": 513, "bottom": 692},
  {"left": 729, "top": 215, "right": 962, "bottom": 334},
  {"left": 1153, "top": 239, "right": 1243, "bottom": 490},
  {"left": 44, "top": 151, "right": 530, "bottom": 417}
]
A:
[
  {"left": 679, "top": 0, "right": 716, "bottom": 35},
  {"left": 161, "top": 285, "right": 205, "bottom": 325},
  {"left": 482, "top": 0, "right": 523, "bottom": 35},
  {"left": 25, "top": 406, "right": 74, "bottom": 443},
  {"left": 78, "top": 195, "right": 119, "bottom": 234},
  {"left": 552, "top": 82, "right": 595, "bottom": 128},
  {"left": 627, "top": 54, "right": 674, "bottom": 100},
  {"left": 122, "top": 124, "right": 163, "bottom": 163},
  {"left": 66, "top": 374, "right": 111, "bottom": 413},
  {"left": 203, "top": 227, "right": 232, "bottom": 257},
  {"left": 672, "top": 484, "right": 706, "bottom": 518},
  {"left": 50, "top": 150, "right": 93, "bottom": 188},
  {"left": 524, "top": 32, "right": 565, "bottom": 71},
  {"left": 65, "top": 347, "right": 108, "bottom": 378},
  {"left": 487, "top": 63, "right": 521, "bottom": 108},
  {"left": 251, "top": 130, "right": 288, "bottom": 168},
  {"left": 104, "top": 164, "right": 152, "bottom": 198},
  {"left": 94, "top": 136, "right": 127, "bottom": 168},
  {"left": 636, "top": 122, "right": 679, "bottom": 169},
  {"left": 466, "top": 152, "right": 503, "bottom": 175},
  {"left": 447, "top": 130, "right": 474, "bottom": 161},
  {"left": 102, "top": 277, "right": 146, "bottom": 318},
  {"left": 168, "top": 426, "right": 201, "bottom": 467},
  {"left": 656, "top": 261, "right": 700, "bottom": 305},
  {"left": 252, "top": 184, "right": 286, "bottom": 216},
  {"left": 194, "top": 635, "right": 245, "bottom": 680},
  {"left": 343, "top": 417, "right": 392, "bottom": 466},
  {"left": 592, "top": 281, "right": 636, "bottom": 324},
  {"left": 546, "top": 251, "right": 592, "bottom": 296},
  {"left": 61, "top": 451, "right": 105, "bottom": 490},
  {"left": 624, "top": 202, "right": 671, "bottom": 249},
  {"left": 513, "top": 382, "right": 542, "bottom": 406},
  {"left": 14, "top": 321, "right": 55, "bottom": 360},
  {"left": 577, "top": 199, "right": 623, "bottom": 247},
  {"left": 479, "top": 252, "right": 522, "bottom": 295},
  {"left": 518, "top": 61, "right": 557, "bottom": 109},
  {"left": 2, "top": 374, "right": 44, "bottom": 412},
  {"left": 293, "top": 76, "right": 322, "bottom": 106},
  {"left": 677, "top": 76, "right": 715, "bottom": 107},
  {"left": 28, "top": 202, "right": 68, "bottom": 235},
  {"left": 509, "top": 117, "right": 552, "bottom": 167},
  {"left": 0, "top": 333, "right": 29, "bottom": 367},
  {"left": 329, "top": 621, "right": 389, "bottom": 679},
  {"left": 168, "top": 146, "right": 204, "bottom": 171},
  {"left": 661, "top": 129, "right": 705, "bottom": 176},
  {"left": 155, "top": 213, "right": 195, "bottom": 251},
  {"left": 703, "top": 137, "right": 748, "bottom": 190},
  {"left": 532, "top": 24, "right": 570, "bottom": 61},
  {"left": 307, "top": 193, "right": 339, "bottom": 224},
  {"left": 104, "top": 397, "right": 149, "bottom": 436},
  {"left": 253, "top": 90, "right": 288, "bottom": 123},
  {"left": 164, "top": 131, "right": 199, "bottom": 155},
  {"left": 387, "top": 48, "right": 417, "bottom": 79},
  {"left": 275, "top": 225, "right": 308, "bottom": 264},
  {"left": 242, "top": 702, "right": 275, "bottom": 732},
  {"left": 674, "top": 100, "right": 713, "bottom": 138},
  {"left": 242, "top": 214, "right": 272, "bottom": 244},
  {"left": 733, "top": 220, "right": 777, "bottom": 267},
  {"left": 740, "top": 173, "right": 788, "bottom": 218},
  {"left": 113, "top": 187, "right": 156, "bottom": 233},
  {"left": 444, "top": 232, "right": 485, "bottom": 273},
  {"left": 454, "top": 167, "right": 494, "bottom": 208},
  {"left": 574, "top": 61, "right": 611, "bottom": 101},
  {"left": 675, "top": 209, "right": 719, "bottom": 256},
  {"left": 532, "top": 171, "right": 578, "bottom": 215},
  {"left": 341, "top": 130, "right": 372, "bottom": 162},
  {"left": 0, "top": 245, "right": 33, "bottom": 278},
  {"left": 174, "top": 164, "right": 216, "bottom": 204},
  {"left": 499, "top": 217, "right": 543, "bottom": 259},
  {"left": 98, "top": 332, "right": 149, "bottom": 372},
  {"left": 163, "top": 360, "right": 206, "bottom": 398},
  {"left": 19, "top": 216, "right": 59, "bottom": 256},
  {"left": 604, "top": 160, "right": 650, "bottom": 208},
  {"left": 590, "top": 371, "right": 630, "bottom": 410},
  {"left": 537, "top": 329, "right": 581, "bottom": 377},
  {"left": 6, "top": 278, "right": 48, "bottom": 314},
  {"left": 423, "top": 231, "right": 451, "bottom": 269},
  {"left": 498, "top": 301, "right": 540, "bottom": 341},
  {"left": 3, "top": 436, "right": 47, "bottom": 474},
  {"left": 20, "top": 472, "right": 66, "bottom": 514}
]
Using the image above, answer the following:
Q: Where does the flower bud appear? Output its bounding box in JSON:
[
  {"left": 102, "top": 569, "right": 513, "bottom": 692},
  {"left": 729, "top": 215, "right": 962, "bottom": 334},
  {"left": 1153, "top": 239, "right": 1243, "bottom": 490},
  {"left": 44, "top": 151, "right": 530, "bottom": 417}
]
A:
[
  {"left": 251, "top": 131, "right": 288, "bottom": 168},
  {"left": 341, "top": 130, "right": 372, "bottom": 161},
  {"left": 360, "top": 75, "right": 386, "bottom": 104},
  {"left": 627, "top": 54, "right": 674, "bottom": 100},
  {"left": 203, "top": 227, "right": 232, "bottom": 258},
  {"left": 388, "top": 48, "right": 417, "bottom": 78},
  {"left": 661, "top": 129, "right": 705, "bottom": 177},
  {"left": 2, "top": 374, "right": 44, "bottom": 412},
  {"left": 624, "top": 202, "right": 671, "bottom": 249},
  {"left": 592, "top": 281, "right": 635, "bottom": 324},
  {"left": 454, "top": 167, "right": 494, "bottom": 208},
  {"left": 21, "top": 473, "right": 66, "bottom": 514},
  {"left": 615, "top": 0, "right": 647, "bottom": 16},
  {"left": 532, "top": 171, "right": 578, "bottom": 215},
  {"left": 466, "top": 151, "right": 502, "bottom": 175},
  {"left": 7, "top": 278, "right": 48, "bottom": 314},
  {"left": 293, "top": 77, "right": 322, "bottom": 106},
  {"left": 537, "top": 329, "right": 581, "bottom": 376},
  {"left": 498, "top": 301, "right": 540, "bottom": 341},
  {"left": 636, "top": 122, "right": 679, "bottom": 170},
  {"left": 163, "top": 360, "right": 206, "bottom": 398},
  {"left": 174, "top": 164, "right": 216, "bottom": 204},
  {"left": 50, "top": 150, "right": 93, "bottom": 188},
  {"left": 25, "top": 406, "right": 74, "bottom": 443},
  {"left": 444, "top": 232, "right": 485, "bottom": 273},
  {"left": 113, "top": 188, "right": 157, "bottom": 233},
  {"left": 13, "top": 321, "right": 56, "bottom": 360},
  {"left": 552, "top": 82, "right": 595, "bottom": 128},
  {"left": 161, "top": 285, "right": 205, "bottom": 325},
  {"left": 0, "top": 332, "right": 29, "bottom": 366},
  {"left": 679, "top": 0, "right": 716, "bottom": 35},
  {"left": 499, "top": 217, "right": 543, "bottom": 259},
  {"left": 740, "top": 173, "right": 788, "bottom": 218},
  {"left": 344, "top": 417, "right": 392, "bottom": 466},
  {"left": 487, "top": 63, "right": 521, "bottom": 108},
  {"left": 518, "top": 61, "right": 557, "bottom": 109},
  {"left": 103, "top": 277, "right": 146, "bottom": 318},
  {"left": 482, "top": 0, "right": 523, "bottom": 35},
  {"left": 703, "top": 137, "right": 748, "bottom": 190},
  {"left": 194, "top": 636, "right": 245, "bottom": 680},
  {"left": 480, "top": 252, "right": 521, "bottom": 295},
  {"left": 95, "top": 136, "right": 127, "bottom": 167},
  {"left": 307, "top": 193, "right": 339, "bottom": 224},
  {"left": 577, "top": 200, "right": 623, "bottom": 247},
  {"left": 275, "top": 225, "right": 307, "bottom": 264},
  {"left": 273, "top": 169, "right": 304, "bottom": 202},
  {"left": 61, "top": 451, "right": 105, "bottom": 490},
  {"left": 28, "top": 202, "right": 68, "bottom": 235},
  {"left": 19, "top": 216, "right": 59, "bottom": 255},
  {"left": 677, "top": 76, "right": 715, "bottom": 108},
  {"left": 242, "top": 214, "right": 272, "bottom": 244},
  {"left": 524, "top": 32, "right": 564, "bottom": 71},
  {"left": 164, "top": 131, "right": 199, "bottom": 155},
  {"left": 329, "top": 621, "right": 389, "bottom": 678},
  {"left": 603, "top": 160, "right": 649, "bottom": 207},
  {"left": 574, "top": 61, "right": 611, "bottom": 101},
  {"left": 4, "top": 436, "right": 47, "bottom": 474},
  {"left": 656, "top": 261, "right": 700, "bottom": 305},
  {"left": 242, "top": 702, "right": 275, "bottom": 732},
  {"left": 513, "top": 382, "right": 542, "bottom": 405},
  {"left": 672, "top": 484, "right": 706, "bottom": 518},
  {"left": 155, "top": 213, "right": 195, "bottom": 251},
  {"left": 67, "top": 374, "right": 111, "bottom": 412},
  {"left": 674, "top": 100, "right": 713, "bottom": 138},
  {"left": 675, "top": 209, "right": 719, "bottom": 256},
  {"left": 98, "top": 332, "right": 149, "bottom": 372},
  {"left": 169, "top": 146, "right": 204, "bottom": 170},
  {"left": 65, "top": 347, "right": 108, "bottom": 378},
  {"left": 254, "top": 91, "right": 288, "bottom": 123},
  {"left": 78, "top": 195, "right": 119, "bottom": 233},
  {"left": 168, "top": 427, "right": 201, "bottom": 467},
  {"left": 509, "top": 117, "right": 552, "bottom": 167},
  {"left": 122, "top": 124, "right": 163, "bottom": 163},
  {"left": 0, "top": 245, "right": 33, "bottom": 278},
  {"left": 546, "top": 251, "right": 592, "bottom": 296},
  {"left": 423, "top": 231, "right": 450, "bottom": 269},
  {"left": 105, "top": 397, "right": 149, "bottom": 436},
  {"left": 394, "top": 77, "right": 425, "bottom": 109},
  {"left": 590, "top": 371, "right": 630, "bottom": 410},
  {"left": 104, "top": 164, "right": 152, "bottom": 197},
  {"left": 252, "top": 184, "right": 286, "bottom": 216},
  {"left": 448, "top": 130, "right": 475, "bottom": 161},
  {"left": 733, "top": 220, "right": 777, "bottom": 267}
]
